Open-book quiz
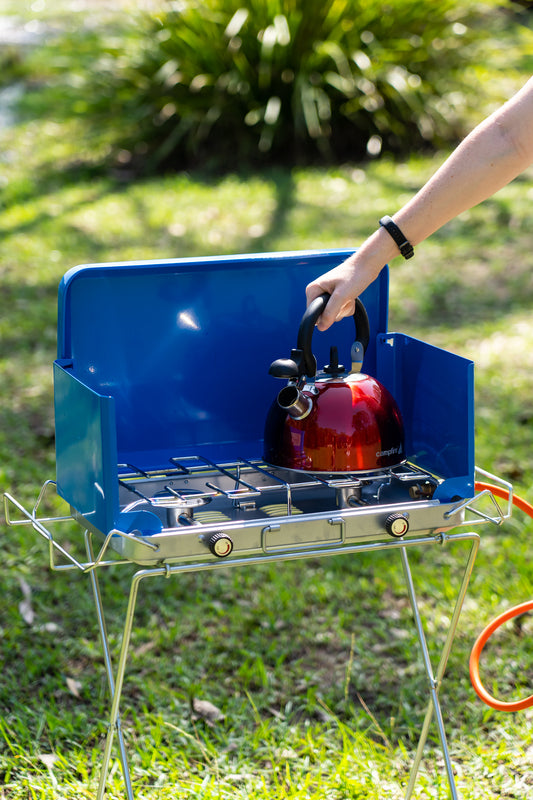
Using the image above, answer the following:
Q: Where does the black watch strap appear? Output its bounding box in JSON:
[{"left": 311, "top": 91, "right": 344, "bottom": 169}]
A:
[{"left": 379, "top": 216, "right": 414, "bottom": 259}]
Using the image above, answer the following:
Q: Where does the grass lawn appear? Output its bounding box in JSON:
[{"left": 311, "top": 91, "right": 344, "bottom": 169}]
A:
[
  {"left": 1, "top": 5, "right": 533, "bottom": 800},
  {"left": 2, "top": 127, "right": 533, "bottom": 800}
]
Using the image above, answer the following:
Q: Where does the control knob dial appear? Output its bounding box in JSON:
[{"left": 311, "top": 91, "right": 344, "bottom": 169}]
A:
[
  {"left": 385, "top": 513, "right": 409, "bottom": 538},
  {"left": 203, "top": 531, "right": 234, "bottom": 558}
]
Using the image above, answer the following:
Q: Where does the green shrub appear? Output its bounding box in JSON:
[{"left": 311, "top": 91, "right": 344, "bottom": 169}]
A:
[{"left": 21, "top": 0, "right": 513, "bottom": 171}]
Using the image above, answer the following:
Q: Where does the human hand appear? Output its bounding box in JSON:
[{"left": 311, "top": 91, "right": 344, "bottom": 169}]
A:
[
  {"left": 305, "top": 252, "right": 383, "bottom": 331},
  {"left": 305, "top": 265, "right": 357, "bottom": 331}
]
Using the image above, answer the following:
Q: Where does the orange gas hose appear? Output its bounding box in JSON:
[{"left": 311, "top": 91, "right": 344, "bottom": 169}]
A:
[
  {"left": 469, "top": 482, "right": 533, "bottom": 711},
  {"left": 474, "top": 481, "right": 533, "bottom": 518}
]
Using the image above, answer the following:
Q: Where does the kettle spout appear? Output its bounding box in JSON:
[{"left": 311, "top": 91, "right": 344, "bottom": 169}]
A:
[{"left": 277, "top": 384, "right": 313, "bottom": 420}]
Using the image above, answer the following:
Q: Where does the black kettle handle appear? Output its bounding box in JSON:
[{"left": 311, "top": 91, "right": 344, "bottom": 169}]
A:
[{"left": 297, "top": 293, "right": 370, "bottom": 377}]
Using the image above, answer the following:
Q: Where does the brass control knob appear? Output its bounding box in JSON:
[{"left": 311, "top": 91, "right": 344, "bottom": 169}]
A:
[
  {"left": 385, "top": 513, "right": 409, "bottom": 538},
  {"left": 203, "top": 532, "right": 234, "bottom": 558}
]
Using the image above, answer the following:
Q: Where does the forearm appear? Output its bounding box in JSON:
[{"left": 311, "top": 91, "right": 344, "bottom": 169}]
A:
[
  {"left": 307, "top": 76, "right": 533, "bottom": 329},
  {"left": 395, "top": 91, "right": 533, "bottom": 245}
]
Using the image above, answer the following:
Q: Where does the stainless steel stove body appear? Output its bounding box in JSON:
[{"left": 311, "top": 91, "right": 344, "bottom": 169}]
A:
[
  {"left": 106, "top": 457, "right": 465, "bottom": 566},
  {"left": 53, "top": 250, "right": 475, "bottom": 565}
]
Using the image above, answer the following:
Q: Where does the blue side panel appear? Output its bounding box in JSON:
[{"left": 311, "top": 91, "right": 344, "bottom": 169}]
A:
[
  {"left": 375, "top": 333, "right": 475, "bottom": 500},
  {"left": 56, "top": 251, "right": 389, "bottom": 470},
  {"left": 54, "top": 361, "right": 120, "bottom": 533}
]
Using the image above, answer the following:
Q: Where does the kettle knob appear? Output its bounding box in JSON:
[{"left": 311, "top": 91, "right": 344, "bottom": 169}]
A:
[{"left": 323, "top": 346, "right": 345, "bottom": 376}]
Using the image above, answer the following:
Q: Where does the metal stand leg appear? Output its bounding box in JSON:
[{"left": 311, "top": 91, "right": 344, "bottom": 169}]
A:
[
  {"left": 400, "top": 534, "right": 480, "bottom": 800},
  {"left": 85, "top": 532, "right": 136, "bottom": 800}
]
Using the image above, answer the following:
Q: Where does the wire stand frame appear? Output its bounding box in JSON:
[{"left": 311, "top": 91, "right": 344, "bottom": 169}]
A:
[
  {"left": 4, "top": 468, "right": 512, "bottom": 799},
  {"left": 82, "top": 530, "right": 479, "bottom": 800}
]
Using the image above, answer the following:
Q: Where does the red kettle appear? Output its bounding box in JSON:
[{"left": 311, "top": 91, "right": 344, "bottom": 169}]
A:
[{"left": 263, "top": 293, "right": 405, "bottom": 473}]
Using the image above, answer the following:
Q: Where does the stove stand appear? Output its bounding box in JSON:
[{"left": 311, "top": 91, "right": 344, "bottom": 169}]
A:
[{"left": 4, "top": 466, "right": 512, "bottom": 800}]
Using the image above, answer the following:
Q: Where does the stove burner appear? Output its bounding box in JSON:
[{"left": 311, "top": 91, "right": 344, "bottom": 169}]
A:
[
  {"left": 163, "top": 490, "right": 212, "bottom": 526},
  {"left": 335, "top": 484, "right": 363, "bottom": 508},
  {"left": 153, "top": 489, "right": 212, "bottom": 526},
  {"left": 122, "top": 488, "right": 212, "bottom": 528}
]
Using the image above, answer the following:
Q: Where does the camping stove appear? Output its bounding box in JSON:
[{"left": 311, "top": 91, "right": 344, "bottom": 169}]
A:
[
  {"left": 3, "top": 250, "right": 513, "bottom": 800},
  {"left": 102, "top": 456, "right": 464, "bottom": 566}
]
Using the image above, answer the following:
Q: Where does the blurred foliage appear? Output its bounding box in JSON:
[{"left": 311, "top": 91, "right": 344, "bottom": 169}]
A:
[
  {"left": 0, "top": 48, "right": 26, "bottom": 88},
  {"left": 12, "top": 0, "right": 530, "bottom": 173}
]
